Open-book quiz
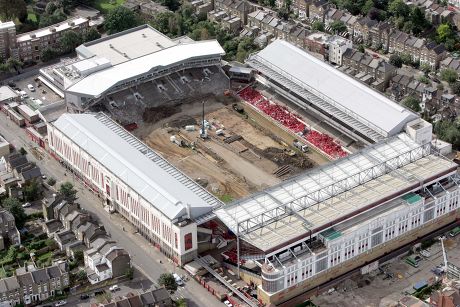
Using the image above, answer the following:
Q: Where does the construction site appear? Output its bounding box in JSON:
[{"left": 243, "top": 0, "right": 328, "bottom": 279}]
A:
[{"left": 96, "top": 84, "right": 327, "bottom": 201}]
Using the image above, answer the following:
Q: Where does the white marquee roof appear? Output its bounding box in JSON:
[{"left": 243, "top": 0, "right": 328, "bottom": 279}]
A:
[
  {"left": 67, "top": 40, "right": 225, "bottom": 97},
  {"left": 53, "top": 113, "right": 222, "bottom": 220},
  {"left": 251, "top": 40, "right": 418, "bottom": 136}
]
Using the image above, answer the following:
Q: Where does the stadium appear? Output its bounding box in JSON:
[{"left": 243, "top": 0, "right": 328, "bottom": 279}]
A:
[{"left": 44, "top": 31, "right": 460, "bottom": 307}]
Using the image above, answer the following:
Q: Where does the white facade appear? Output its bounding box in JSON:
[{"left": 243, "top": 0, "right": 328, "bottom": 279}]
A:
[
  {"left": 328, "top": 36, "right": 352, "bottom": 66},
  {"left": 262, "top": 180, "right": 460, "bottom": 293}
]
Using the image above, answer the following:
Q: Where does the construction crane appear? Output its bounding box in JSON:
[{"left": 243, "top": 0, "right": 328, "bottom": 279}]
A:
[{"left": 440, "top": 236, "right": 449, "bottom": 275}]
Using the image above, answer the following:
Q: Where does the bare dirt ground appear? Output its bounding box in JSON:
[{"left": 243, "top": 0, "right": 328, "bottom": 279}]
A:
[{"left": 139, "top": 98, "right": 318, "bottom": 200}]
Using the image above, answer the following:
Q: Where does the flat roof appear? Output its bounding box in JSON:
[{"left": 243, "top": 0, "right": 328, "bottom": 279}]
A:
[
  {"left": 214, "top": 134, "right": 457, "bottom": 252},
  {"left": 67, "top": 40, "right": 225, "bottom": 97},
  {"left": 249, "top": 40, "right": 418, "bottom": 136},
  {"left": 0, "top": 86, "right": 18, "bottom": 102},
  {"left": 17, "top": 17, "right": 88, "bottom": 43},
  {"left": 53, "top": 113, "right": 222, "bottom": 220},
  {"left": 17, "top": 104, "right": 37, "bottom": 117},
  {"left": 76, "top": 25, "right": 177, "bottom": 65}
]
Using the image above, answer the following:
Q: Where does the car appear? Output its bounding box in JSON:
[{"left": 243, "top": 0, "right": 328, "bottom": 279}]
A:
[
  {"left": 22, "top": 202, "right": 31, "bottom": 208},
  {"left": 420, "top": 249, "right": 431, "bottom": 258},
  {"left": 224, "top": 300, "right": 233, "bottom": 307},
  {"left": 27, "top": 84, "right": 35, "bottom": 91},
  {"left": 80, "top": 294, "right": 90, "bottom": 300},
  {"left": 42, "top": 174, "right": 47, "bottom": 179},
  {"left": 7, "top": 81, "right": 16, "bottom": 87},
  {"left": 109, "top": 285, "right": 120, "bottom": 292},
  {"left": 54, "top": 301, "right": 66, "bottom": 306},
  {"left": 173, "top": 273, "right": 184, "bottom": 286}
]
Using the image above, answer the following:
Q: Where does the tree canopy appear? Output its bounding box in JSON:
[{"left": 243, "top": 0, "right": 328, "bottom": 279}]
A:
[
  {"left": 0, "top": 0, "right": 27, "bottom": 22},
  {"left": 59, "top": 182, "right": 78, "bottom": 203},
  {"left": 330, "top": 20, "right": 347, "bottom": 34},
  {"left": 389, "top": 54, "right": 403, "bottom": 68},
  {"left": 104, "top": 6, "right": 141, "bottom": 35},
  {"left": 402, "top": 96, "right": 421, "bottom": 113},
  {"left": 2, "top": 197, "right": 27, "bottom": 229},
  {"left": 158, "top": 273, "right": 178, "bottom": 291},
  {"left": 440, "top": 68, "right": 458, "bottom": 84}
]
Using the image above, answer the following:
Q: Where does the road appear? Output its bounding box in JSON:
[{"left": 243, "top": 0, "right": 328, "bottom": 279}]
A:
[{"left": 0, "top": 112, "right": 223, "bottom": 307}]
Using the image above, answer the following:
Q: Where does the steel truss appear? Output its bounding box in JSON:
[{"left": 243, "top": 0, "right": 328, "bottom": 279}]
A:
[{"left": 236, "top": 142, "right": 431, "bottom": 236}]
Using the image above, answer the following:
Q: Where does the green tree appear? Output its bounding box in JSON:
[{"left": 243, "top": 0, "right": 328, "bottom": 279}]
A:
[
  {"left": 434, "top": 121, "right": 460, "bottom": 148},
  {"left": 125, "top": 267, "right": 134, "bottom": 279},
  {"left": 312, "top": 21, "right": 324, "bottom": 32},
  {"left": 41, "top": 47, "right": 60, "bottom": 62},
  {"left": 2, "top": 197, "right": 27, "bottom": 229},
  {"left": 402, "top": 96, "right": 421, "bottom": 112},
  {"left": 74, "top": 250, "right": 84, "bottom": 263},
  {"left": 23, "top": 179, "right": 40, "bottom": 202},
  {"left": 59, "top": 182, "right": 78, "bottom": 203},
  {"left": 0, "top": 0, "right": 27, "bottom": 21},
  {"left": 104, "top": 6, "right": 141, "bottom": 35},
  {"left": 388, "top": 0, "right": 410, "bottom": 17},
  {"left": 419, "top": 62, "right": 431, "bottom": 75},
  {"left": 76, "top": 269, "right": 87, "bottom": 281},
  {"left": 409, "top": 7, "right": 428, "bottom": 35},
  {"left": 58, "top": 30, "right": 82, "bottom": 54},
  {"left": 39, "top": 9, "right": 66, "bottom": 28},
  {"left": 82, "top": 28, "right": 101, "bottom": 43},
  {"left": 400, "top": 53, "right": 412, "bottom": 65},
  {"left": 45, "top": 2, "right": 57, "bottom": 15},
  {"left": 358, "top": 44, "right": 365, "bottom": 53},
  {"left": 47, "top": 177, "right": 56, "bottom": 186},
  {"left": 389, "top": 54, "right": 403, "bottom": 68},
  {"left": 418, "top": 75, "right": 429, "bottom": 84},
  {"left": 437, "top": 23, "right": 453, "bottom": 43},
  {"left": 440, "top": 68, "right": 458, "bottom": 84},
  {"left": 158, "top": 273, "right": 177, "bottom": 291},
  {"left": 451, "top": 82, "right": 460, "bottom": 95},
  {"left": 330, "top": 20, "right": 347, "bottom": 34}
]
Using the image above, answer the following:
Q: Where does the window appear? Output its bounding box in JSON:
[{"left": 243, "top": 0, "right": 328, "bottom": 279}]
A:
[{"left": 184, "top": 233, "right": 193, "bottom": 251}]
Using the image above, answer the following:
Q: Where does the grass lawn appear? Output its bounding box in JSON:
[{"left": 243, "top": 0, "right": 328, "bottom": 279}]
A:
[
  {"left": 27, "top": 12, "right": 37, "bottom": 23},
  {"left": 0, "top": 268, "right": 7, "bottom": 279},
  {"left": 217, "top": 194, "right": 233, "bottom": 203},
  {"left": 94, "top": 0, "right": 125, "bottom": 14},
  {"left": 37, "top": 251, "right": 52, "bottom": 261}
]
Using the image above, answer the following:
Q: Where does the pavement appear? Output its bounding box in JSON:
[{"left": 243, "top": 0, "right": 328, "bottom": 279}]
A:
[{"left": 0, "top": 112, "right": 224, "bottom": 307}]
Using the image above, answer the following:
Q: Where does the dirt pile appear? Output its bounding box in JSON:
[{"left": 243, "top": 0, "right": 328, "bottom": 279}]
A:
[
  {"left": 262, "top": 147, "right": 313, "bottom": 169},
  {"left": 168, "top": 115, "right": 197, "bottom": 128},
  {"left": 142, "top": 105, "right": 180, "bottom": 123}
]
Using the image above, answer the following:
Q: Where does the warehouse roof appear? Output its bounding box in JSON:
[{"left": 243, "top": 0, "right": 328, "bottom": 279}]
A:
[
  {"left": 67, "top": 40, "right": 225, "bottom": 97},
  {"left": 214, "top": 133, "right": 457, "bottom": 252},
  {"left": 250, "top": 40, "right": 418, "bottom": 136},
  {"left": 53, "top": 113, "right": 222, "bottom": 220}
]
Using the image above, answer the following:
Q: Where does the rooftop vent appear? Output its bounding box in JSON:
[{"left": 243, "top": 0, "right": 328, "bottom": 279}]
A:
[
  {"left": 123, "top": 53, "right": 128, "bottom": 57},
  {"left": 109, "top": 44, "right": 113, "bottom": 48}
]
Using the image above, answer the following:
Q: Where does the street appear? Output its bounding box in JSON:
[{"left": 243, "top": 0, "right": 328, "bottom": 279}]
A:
[{"left": 0, "top": 112, "right": 222, "bottom": 307}]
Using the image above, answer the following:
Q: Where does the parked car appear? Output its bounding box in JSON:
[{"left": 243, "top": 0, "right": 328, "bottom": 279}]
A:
[
  {"left": 27, "top": 84, "right": 35, "bottom": 91},
  {"left": 41, "top": 174, "right": 47, "bottom": 180},
  {"left": 224, "top": 300, "right": 233, "bottom": 307},
  {"left": 55, "top": 301, "right": 66, "bottom": 306},
  {"left": 109, "top": 285, "right": 120, "bottom": 292},
  {"left": 173, "top": 273, "right": 184, "bottom": 286},
  {"left": 22, "top": 202, "right": 31, "bottom": 208},
  {"left": 80, "top": 294, "right": 89, "bottom": 300}
]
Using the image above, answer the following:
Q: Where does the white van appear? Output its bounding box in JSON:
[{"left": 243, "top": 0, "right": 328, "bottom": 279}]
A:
[
  {"left": 27, "top": 84, "right": 35, "bottom": 91},
  {"left": 172, "top": 273, "right": 184, "bottom": 286}
]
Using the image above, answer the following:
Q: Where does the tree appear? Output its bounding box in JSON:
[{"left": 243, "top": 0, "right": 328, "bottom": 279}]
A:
[
  {"left": 358, "top": 44, "right": 365, "bottom": 53},
  {"left": 41, "top": 47, "right": 59, "bottom": 62},
  {"left": 104, "top": 7, "right": 141, "bottom": 35},
  {"left": 312, "top": 21, "right": 324, "bottom": 32},
  {"left": 2, "top": 197, "right": 27, "bottom": 229},
  {"left": 451, "top": 82, "right": 460, "bottom": 95},
  {"left": 76, "top": 269, "right": 87, "bottom": 281},
  {"left": 24, "top": 180, "right": 40, "bottom": 202},
  {"left": 437, "top": 23, "right": 453, "bottom": 43},
  {"left": 419, "top": 62, "right": 431, "bottom": 75},
  {"left": 418, "top": 75, "right": 429, "bottom": 84},
  {"left": 388, "top": 0, "right": 410, "bottom": 17},
  {"left": 47, "top": 177, "right": 56, "bottom": 186},
  {"left": 82, "top": 28, "right": 101, "bottom": 43},
  {"left": 74, "top": 250, "right": 84, "bottom": 264},
  {"left": 162, "top": 0, "right": 181, "bottom": 11},
  {"left": 400, "top": 53, "right": 412, "bottom": 65},
  {"left": 58, "top": 30, "right": 82, "bottom": 54},
  {"left": 440, "top": 68, "right": 458, "bottom": 84},
  {"left": 125, "top": 267, "right": 134, "bottom": 279},
  {"left": 0, "top": 0, "right": 27, "bottom": 21},
  {"left": 59, "top": 182, "right": 78, "bottom": 203},
  {"left": 409, "top": 7, "right": 427, "bottom": 35},
  {"left": 434, "top": 121, "right": 460, "bottom": 148},
  {"left": 402, "top": 96, "right": 421, "bottom": 112},
  {"left": 389, "top": 54, "right": 403, "bottom": 68},
  {"left": 45, "top": 2, "right": 57, "bottom": 15},
  {"left": 158, "top": 273, "right": 177, "bottom": 291},
  {"left": 330, "top": 20, "right": 347, "bottom": 34}
]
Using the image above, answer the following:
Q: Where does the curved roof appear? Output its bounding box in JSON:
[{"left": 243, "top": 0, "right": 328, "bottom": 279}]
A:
[
  {"left": 67, "top": 40, "right": 225, "bottom": 97},
  {"left": 252, "top": 40, "right": 418, "bottom": 136}
]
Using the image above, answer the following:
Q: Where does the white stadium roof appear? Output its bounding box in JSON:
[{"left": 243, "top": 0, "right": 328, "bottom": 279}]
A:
[
  {"left": 250, "top": 40, "right": 418, "bottom": 137},
  {"left": 67, "top": 40, "right": 225, "bottom": 97},
  {"left": 214, "top": 133, "right": 456, "bottom": 252},
  {"left": 53, "top": 113, "right": 222, "bottom": 220}
]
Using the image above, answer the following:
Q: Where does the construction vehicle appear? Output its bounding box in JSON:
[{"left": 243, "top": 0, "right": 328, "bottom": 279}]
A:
[
  {"left": 293, "top": 140, "right": 309, "bottom": 153},
  {"left": 232, "top": 103, "right": 244, "bottom": 113},
  {"left": 170, "top": 135, "right": 185, "bottom": 147}
]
